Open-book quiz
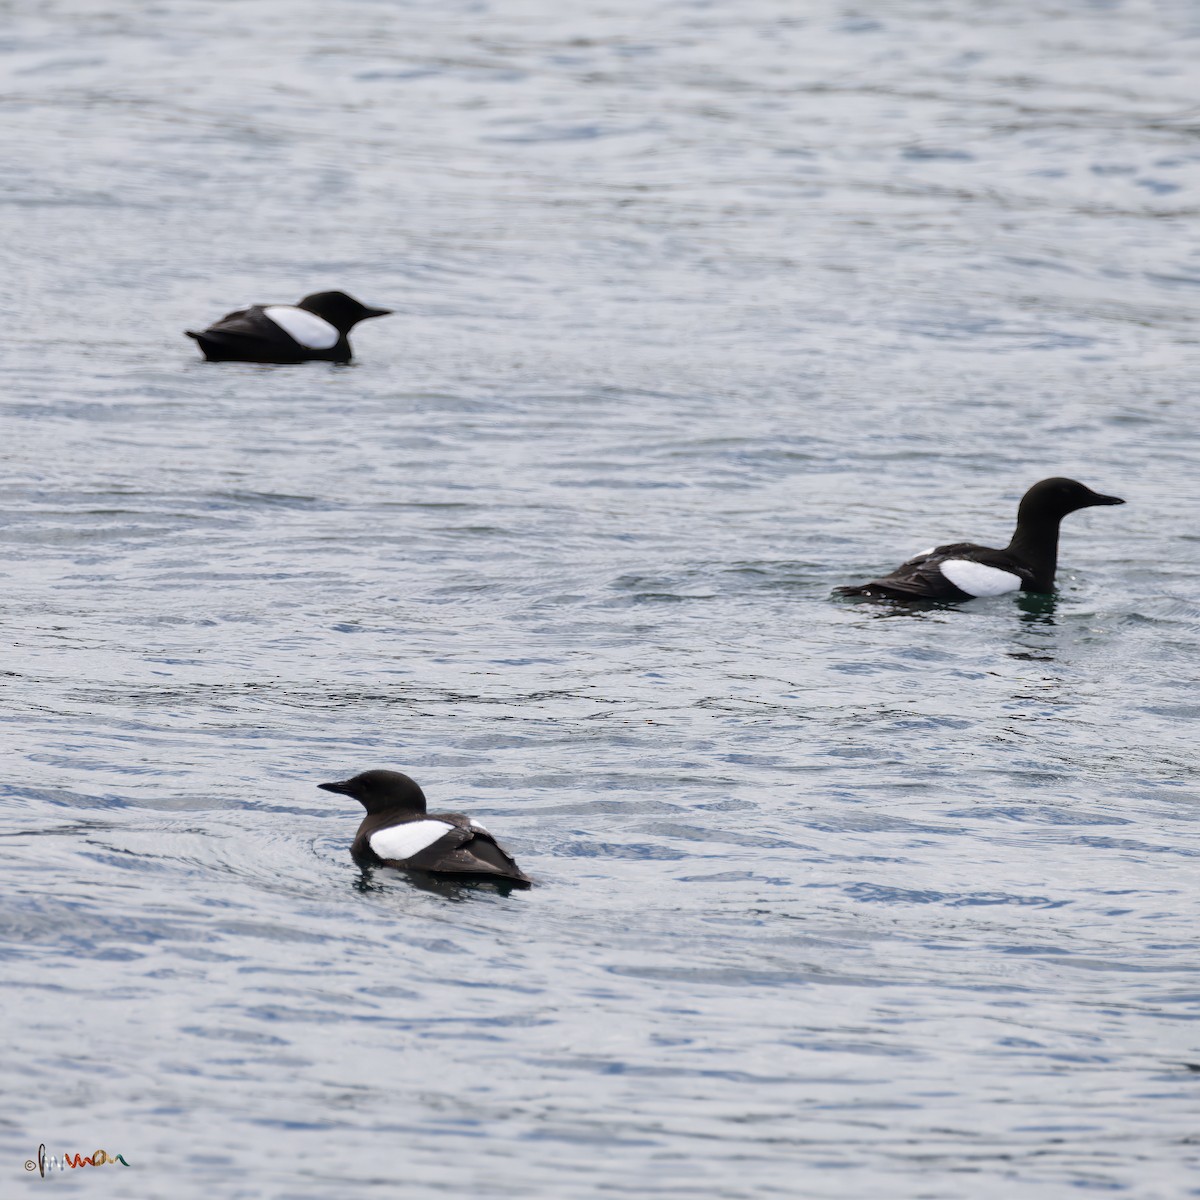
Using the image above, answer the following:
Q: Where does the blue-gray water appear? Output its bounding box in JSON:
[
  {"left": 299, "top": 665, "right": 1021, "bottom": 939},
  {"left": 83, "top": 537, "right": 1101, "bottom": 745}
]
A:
[{"left": 2, "top": 2, "right": 1199, "bottom": 1196}]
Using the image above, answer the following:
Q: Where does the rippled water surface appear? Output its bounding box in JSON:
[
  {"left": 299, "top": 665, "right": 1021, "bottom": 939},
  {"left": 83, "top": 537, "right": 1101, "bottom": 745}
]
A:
[{"left": 2, "top": 1, "right": 1199, "bottom": 1196}]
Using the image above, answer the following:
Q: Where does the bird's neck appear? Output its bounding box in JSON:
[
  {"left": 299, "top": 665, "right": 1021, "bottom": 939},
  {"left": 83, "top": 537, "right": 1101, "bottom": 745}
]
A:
[
  {"left": 1006, "top": 518, "right": 1061, "bottom": 593},
  {"left": 364, "top": 803, "right": 424, "bottom": 819}
]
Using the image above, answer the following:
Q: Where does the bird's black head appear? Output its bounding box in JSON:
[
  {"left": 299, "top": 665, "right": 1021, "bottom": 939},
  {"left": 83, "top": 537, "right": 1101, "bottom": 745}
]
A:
[
  {"left": 1018, "top": 477, "right": 1125, "bottom": 523},
  {"left": 319, "top": 769, "right": 427, "bottom": 815},
  {"left": 297, "top": 291, "right": 392, "bottom": 334}
]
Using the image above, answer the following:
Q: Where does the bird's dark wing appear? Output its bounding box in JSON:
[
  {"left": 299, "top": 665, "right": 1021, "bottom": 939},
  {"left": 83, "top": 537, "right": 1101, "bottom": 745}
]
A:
[
  {"left": 836, "top": 542, "right": 1029, "bottom": 601},
  {"left": 409, "top": 814, "right": 532, "bottom": 886},
  {"left": 836, "top": 543, "right": 961, "bottom": 600},
  {"left": 185, "top": 305, "right": 307, "bottom": 363}
]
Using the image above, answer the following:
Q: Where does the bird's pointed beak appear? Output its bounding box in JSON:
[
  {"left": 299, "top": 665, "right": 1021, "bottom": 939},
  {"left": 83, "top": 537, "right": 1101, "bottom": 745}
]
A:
[
  {"left": 318, "top": 780, "right": 352, "bottom": 795},
  {"left": 1088, "top": 492, "right": 1125, "bottom": 506},
  {"left": 362, "top": 306, "right": 392, "bottom": 320}
]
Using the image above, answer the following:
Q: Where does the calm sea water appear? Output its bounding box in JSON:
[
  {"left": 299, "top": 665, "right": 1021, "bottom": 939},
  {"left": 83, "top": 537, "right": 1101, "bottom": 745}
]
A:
[{"left": 2, "top": 1, "right": 1199, "bottom": 1196}]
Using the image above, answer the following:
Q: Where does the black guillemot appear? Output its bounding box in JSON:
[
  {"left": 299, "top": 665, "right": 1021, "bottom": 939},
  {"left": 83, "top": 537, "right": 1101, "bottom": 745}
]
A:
[
  {"left": 835, "top": 477, "right": 1125, "bottom": 602},
  {"left": 186, "top": 290, "right": 391, "bottom": 363},
  {"left": 319, "top": 769, "right": 532, "bottom": 888}
]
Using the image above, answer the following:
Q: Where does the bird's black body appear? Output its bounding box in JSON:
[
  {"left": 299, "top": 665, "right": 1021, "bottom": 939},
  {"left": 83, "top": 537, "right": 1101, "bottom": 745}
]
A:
[
  {"left": 836, "top": 477, "right": 1125, "bottom": 602},
  {"left": 319, "top": 769, "right": 532, "bottom": 888},
  {"left": 187, "top": 290, "right": 390, "bottom": 363}
]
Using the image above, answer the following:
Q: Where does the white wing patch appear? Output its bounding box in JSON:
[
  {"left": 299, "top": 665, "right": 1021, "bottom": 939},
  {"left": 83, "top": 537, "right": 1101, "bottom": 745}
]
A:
[
  {"left": 369, "top": 820, "right": 455, "bottom": 862},
  {"left": 939, "top": 558, "right": 1023, "bottom": 597},
  {"left": 468, "top": 819, "right": 489, "bottom": 835},
  {"left": 262, "top": 305, "right": 339, "bottom": 350}
]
